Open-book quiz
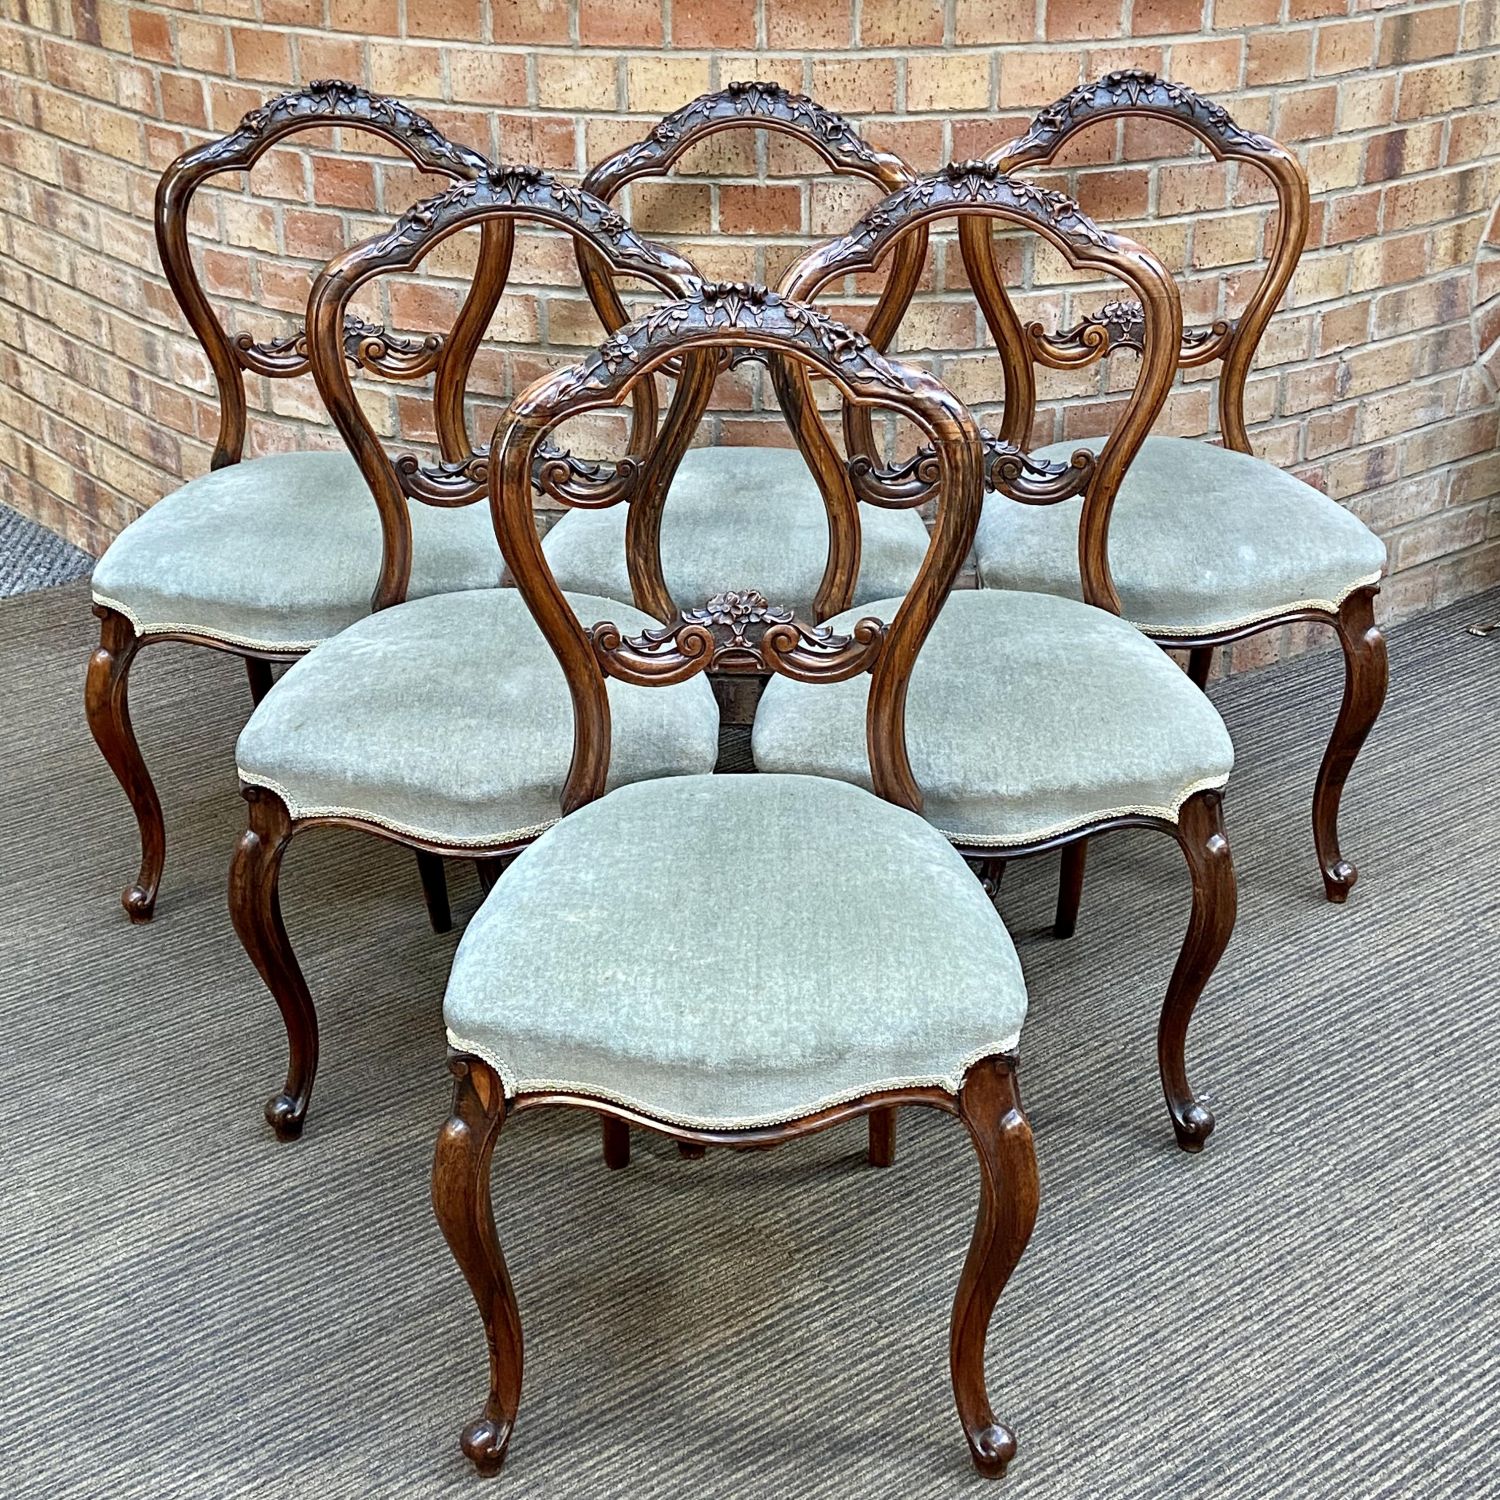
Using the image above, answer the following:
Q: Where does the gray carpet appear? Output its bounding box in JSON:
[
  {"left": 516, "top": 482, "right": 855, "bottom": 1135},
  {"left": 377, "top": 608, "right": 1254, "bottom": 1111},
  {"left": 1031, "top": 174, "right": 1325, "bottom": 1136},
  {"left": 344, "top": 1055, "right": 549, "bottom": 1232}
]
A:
[
  {"left": 0, "top": 500, "right": 94, "bottom": 598},
  {"left": 3, "top": 578, "right": 1496, "bottom": 1500}
]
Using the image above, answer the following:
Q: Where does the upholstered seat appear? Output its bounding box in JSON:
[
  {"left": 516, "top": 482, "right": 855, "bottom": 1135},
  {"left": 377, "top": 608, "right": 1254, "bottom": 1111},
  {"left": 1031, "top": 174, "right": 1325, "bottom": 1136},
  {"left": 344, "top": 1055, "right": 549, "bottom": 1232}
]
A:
[
  {"left": 752, "top": 590, "right": 1233, "bottom": 847},
  {"left": 236, "top": 589, "right": 720, "bottom": 847},
  {"left": 972, "top": 435, "right": 1387, "bottom": 636},
  {"left": 444, "top": 773, "right": 1026, "bottom": 1129},
  {"left": 91, "top": 450, "right": 502, "bottom": 653},
  {"left": 541, "top": 446, "right": 931, "bottom": 615}
]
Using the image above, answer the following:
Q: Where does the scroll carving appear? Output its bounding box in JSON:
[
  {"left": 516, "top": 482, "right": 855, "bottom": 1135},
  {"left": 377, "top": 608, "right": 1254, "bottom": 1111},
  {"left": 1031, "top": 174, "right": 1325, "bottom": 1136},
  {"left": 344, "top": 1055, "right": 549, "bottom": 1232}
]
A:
[
  {"left": 1028, "top": 300, "right": 1235, "bottom": 369},
  {"left": 590, "top": 590, "right": 887, "bottom": 680},
  {"left": 232, "top": 315, "right": 444, "bottom": 379},
  {"left": 393, "top": 451, "right": 489, "bottom": 505},
  {"left": 849, "top": 432, "right": 1094, "bottom": 507},
  {"left": 532, "top": 442, "right": 642, "bottom": 509}
]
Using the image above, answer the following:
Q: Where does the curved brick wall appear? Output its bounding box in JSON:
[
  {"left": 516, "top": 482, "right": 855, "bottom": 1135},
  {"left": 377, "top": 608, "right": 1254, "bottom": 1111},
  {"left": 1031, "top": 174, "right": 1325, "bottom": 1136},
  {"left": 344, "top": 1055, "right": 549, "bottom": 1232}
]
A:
[{"left": 1, "top": 0, "right": 1496, "bottom": 669}]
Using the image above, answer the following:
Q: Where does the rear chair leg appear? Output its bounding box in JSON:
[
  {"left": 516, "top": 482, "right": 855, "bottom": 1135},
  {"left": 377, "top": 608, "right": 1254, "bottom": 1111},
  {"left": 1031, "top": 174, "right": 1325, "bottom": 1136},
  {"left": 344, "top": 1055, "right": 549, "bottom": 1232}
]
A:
[
  {"left": 1054, "top": 840, "right": 1087, "bottom": 939},
  {"left": 85, "top": 605, "right": 164, "bottom": 921},
  {"left": 433, "top": 1053, "right": 522, "bottom": 1477},
  {"left": 950, "top": 1055, "right": 1040, "bottom": 1478},
  {"left": 416, "top": 851, "right": 453, "bottom": 933},
  {"left": 229, "top": 787, "right": 318, "bottom": 1139}
]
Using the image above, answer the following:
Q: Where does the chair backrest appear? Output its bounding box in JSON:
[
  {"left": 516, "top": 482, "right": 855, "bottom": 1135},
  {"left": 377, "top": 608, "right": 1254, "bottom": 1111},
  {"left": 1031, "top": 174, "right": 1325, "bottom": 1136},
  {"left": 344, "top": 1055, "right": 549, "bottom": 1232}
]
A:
[
  {"left": 576, "top": 81, "right": 927, "bottom": 488},
  {"left": 781, "top": 161, "right": 1183, "bottom": 617},
  {"left": 491, "top": 285, "right": 986, "bottom": 817},
  {"left": 306, "top": 165, "right": 701, "bottom": 613},
  {"left": 156, "top": 79, "right": 502, "bottom": 472},
  {"left": 981, "top": 69, "right": 1310, "bottom": 455}
]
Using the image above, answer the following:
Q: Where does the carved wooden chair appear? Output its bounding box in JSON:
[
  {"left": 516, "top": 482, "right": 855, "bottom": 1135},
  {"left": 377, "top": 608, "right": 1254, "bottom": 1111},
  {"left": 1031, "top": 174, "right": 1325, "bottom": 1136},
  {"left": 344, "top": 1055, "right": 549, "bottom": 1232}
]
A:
[
  {"left": 434, "top": 286, "right": 1037, "bottom": 1479},
  {"left": 86, "top": 81, "right": 509, "bottom": 923},
  {"left": 541, "top": 80, "right": 934, "bottom": 625},
  {"left": 754, "top": 163, "right": 1237, "bottom": 1152},
  {"left": 228, "top": 168, "right": 722, "bottom": 1142},
  {"left": 973, "top": 72, "right": 1388, "bottom": 906}
]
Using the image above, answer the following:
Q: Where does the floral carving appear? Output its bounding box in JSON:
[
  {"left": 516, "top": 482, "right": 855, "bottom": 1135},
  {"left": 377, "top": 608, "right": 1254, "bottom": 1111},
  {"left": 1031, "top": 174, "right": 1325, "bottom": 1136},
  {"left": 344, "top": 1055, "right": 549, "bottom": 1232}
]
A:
[
  {"left": 540, "top": 284, "right": 909, "bottom": 410},
  {"left": 607, "top": 81, "right": 881, "bottom": 179},
  {"left": 1017, "top": 70, "right": 1276, "bottom": 157},
  {"left": 195, "top": 79, "right": 492, "bottom": 178},
  {"left": 1029, "top": 300, "right": 1236, "bottom": 369}
]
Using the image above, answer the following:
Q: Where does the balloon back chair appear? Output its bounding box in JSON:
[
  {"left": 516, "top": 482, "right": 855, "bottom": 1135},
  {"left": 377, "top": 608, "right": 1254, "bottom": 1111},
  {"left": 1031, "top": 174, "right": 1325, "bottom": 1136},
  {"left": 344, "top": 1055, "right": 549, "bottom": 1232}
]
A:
[
  {"left": 754, "top": 162, "right": 1238, "bottom": 1152},
  {"left": 433, "top": 285, "right": 1039, "bottom": 1479},
  {"left": 972, "top": 71, "right": 1388, "bottom": 905},
  {"left": 228, "top": 168, "right": 720, "bottom": 1141},
  {"left": 539, "top": 80, "right": 934, "bottom": 627},
  {"left": 87, "top": 81, "right": 508, "bottom": 922}
]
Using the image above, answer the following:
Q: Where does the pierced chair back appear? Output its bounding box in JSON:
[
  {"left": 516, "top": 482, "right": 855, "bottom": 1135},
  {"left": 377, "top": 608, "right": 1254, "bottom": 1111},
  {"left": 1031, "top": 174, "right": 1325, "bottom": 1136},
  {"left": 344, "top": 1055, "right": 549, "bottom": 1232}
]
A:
[
  {"left": 305, "top": 166, "right": 702, "bottom": 613},
  {"left": 781, "top": 160, "right": 1183, "bottom": 617},
  {"left": 576, "top": 82, "right": 928, "bottom": 550},
  {"left": 491, "top": 286, "right": 986, "bottom": 816},
  {"left": 157, "top": 80, "right": 507, "bottom": 473},
  {"left": 980, "top": 70, "right": 1310, "bottom": 455}
]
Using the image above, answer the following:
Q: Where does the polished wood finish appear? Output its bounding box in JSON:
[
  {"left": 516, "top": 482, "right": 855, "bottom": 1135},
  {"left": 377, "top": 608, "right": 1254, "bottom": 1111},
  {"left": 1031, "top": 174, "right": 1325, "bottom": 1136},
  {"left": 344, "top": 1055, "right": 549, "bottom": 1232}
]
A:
[
  {"left": 229, "top": 172, "right": 702, "bottom": 1137},
  {"left": 85, "top": 605, "right": 164, "bottom": 922},
  {"left": 1054, "top": 841, "right": 1087, "bottom": 940},
  {"left": 228, "top": 786, "right": 317, "bottom": 1140},
  {"left": 245, "top": 657, "right": 274, "bottom": 706},
  {"left": 1186, "top": 646, "right": 1214, "bottom": 691},
  {"left": 1160, "top": 790, "right": 1237, "bottom": 1151},
  {"left": 1314, "top": 585, "right": 1388, "bottom": 902},
  {"left": 437, "top": 1051, "right": 1037, "bottom": 1477},
  {"left": 91, "top": 84, "right": 501, "bottom": 921},
  {"left": 867, "top": 1107, "right": 898, "bottom": 1168},
  {"left": 577, "top": 80, "right": 928, "bottom": 615},
  {"left": 490, "top": 282, "right": 987, "bottom": 819},
  {"left": 950, "top": 1055, "right": 1040, "bottom": 1477},
  {"left": 432, "top": 1053, "right": 520, "bottom": 1477},
  {"left": 983, "top": 69, "right": 1310, "bottom": 456},
  {"left": 415, "top": 851, "right": 452, "bottom": 934},
  {"left": 601, "top": 1115, "right": 631, "bottom": 1170},
  {"left": 782, "top": 159, "right": 1183, "bottom": 618}
]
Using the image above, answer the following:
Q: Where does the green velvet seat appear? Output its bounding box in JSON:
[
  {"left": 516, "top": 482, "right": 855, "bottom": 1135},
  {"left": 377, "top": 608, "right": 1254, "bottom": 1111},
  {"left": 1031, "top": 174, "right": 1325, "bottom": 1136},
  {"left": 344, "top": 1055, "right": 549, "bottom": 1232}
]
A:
[
  {"left": 752, "top": 590, "right": 1233, "bottom": 848},
  {"left": 90, "top": 450, "right": 502, "bottom": 653},
  {"left": 236, "top": 589, "right": 720, "bottom": 847},
  {"left": 541, "top": 446, "right": 931, "bottom": 615},
  {"left": 443, "top": 773, "right": 1027, "bottom": 1130},
  {"left": 972, "top": 435, "right": 1387, "bottom": 636}
]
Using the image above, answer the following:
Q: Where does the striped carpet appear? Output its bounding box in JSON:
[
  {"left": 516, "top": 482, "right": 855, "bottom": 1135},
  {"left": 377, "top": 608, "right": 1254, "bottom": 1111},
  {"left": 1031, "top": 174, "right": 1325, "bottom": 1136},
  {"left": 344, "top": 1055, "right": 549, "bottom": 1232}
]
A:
[
  {"left": 0, "top": 501, "right": 94, "bottom": 598},
  {"left": 3, "top": 578, "right": 1496, "bottom": 1500}
]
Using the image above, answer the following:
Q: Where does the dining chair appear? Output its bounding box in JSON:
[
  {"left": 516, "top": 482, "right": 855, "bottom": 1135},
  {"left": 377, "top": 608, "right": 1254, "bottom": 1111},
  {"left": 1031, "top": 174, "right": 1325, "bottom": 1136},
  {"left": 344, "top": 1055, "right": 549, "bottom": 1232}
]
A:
[
  {"left": 228, "top": 166, "right": 721, "bottom": 1142},
  {"left": 755, "top": 161, "right": 1237, "bottom": 1153},
  {"left": 972, "top": 71, "right": 1388, "bottom": 908},
  {"left": 86, "top": 80, "right": 508, "bottom": 924},
  {"left": 434, "top": 284, "right": 1038, "bottom": 1479},
  {"left": 542, "top": 80, "right": 934, "bottom": 625}
]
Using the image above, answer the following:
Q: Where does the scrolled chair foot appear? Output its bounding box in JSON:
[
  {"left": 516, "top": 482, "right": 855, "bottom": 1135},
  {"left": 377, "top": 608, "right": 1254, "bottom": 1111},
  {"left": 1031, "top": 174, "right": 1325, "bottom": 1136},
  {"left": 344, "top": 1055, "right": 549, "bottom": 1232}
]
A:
[
  {"left": 264, "top": 1091, "right": 308, "bottom": 1141},
  {"left": 460, "top": 1416, "right": 513, "bottom": 1477},
  {"left": 123, "top": 881, "right": 157, "bottom": 924},
  {"left": 966, "top": 1422, "right": 1019, "bottom": 1479},
  {"left": 1168, "top": 1098, "right": 1215, "bottom": 1154}
]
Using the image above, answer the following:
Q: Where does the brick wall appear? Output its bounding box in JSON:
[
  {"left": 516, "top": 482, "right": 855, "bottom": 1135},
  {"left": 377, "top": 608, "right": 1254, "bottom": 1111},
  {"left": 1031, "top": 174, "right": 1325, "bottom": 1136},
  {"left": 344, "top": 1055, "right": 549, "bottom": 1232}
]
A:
[{"left": 1, "top": 0, "right": 1497, "bottom": 672}]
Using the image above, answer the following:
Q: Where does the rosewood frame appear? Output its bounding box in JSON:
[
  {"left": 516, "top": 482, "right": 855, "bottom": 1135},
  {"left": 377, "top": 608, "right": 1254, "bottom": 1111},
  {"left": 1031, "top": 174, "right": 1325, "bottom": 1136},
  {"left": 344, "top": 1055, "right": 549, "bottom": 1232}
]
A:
[
  {"left": 86, "top": 81, "right": 502, "bottom": 922},
  {"left": 984, "top": 72, "right": 1385, "bottom": 902},
  {"left": 575, "top": 79, "right": 928, "bottom": 578},
  {"left": 432, "top": 296, "right": 1035, "bottom": 1476},
  {"left": 780, "top": 163, "right": 1233, "bottom": 1148},
  {"left": 230, "top": 169, "right": 702, "bottom": 1139}
]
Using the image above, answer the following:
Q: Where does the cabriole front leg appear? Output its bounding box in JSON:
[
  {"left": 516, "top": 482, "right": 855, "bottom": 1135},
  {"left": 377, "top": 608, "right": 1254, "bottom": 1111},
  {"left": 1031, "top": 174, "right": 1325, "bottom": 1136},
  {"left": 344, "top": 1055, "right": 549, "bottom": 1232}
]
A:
[
  {"left": 1160, "top": 790, "right": 1236, "bottom": 1152},
  {"left": 228, "top": 786, "right": 318, "bottom": 1139},
  {"left": 85, "top": 605, "right": 164, "bottom": 921},
  {"left": 1313, "top": 585, "right": 1387, "bottom": 903},
  {"left": 433, "top": 1053, "right": 522, "bottom": 1477},
  {"left": 949, "top": 1055, "right": 1040, "bottom": 1478}
]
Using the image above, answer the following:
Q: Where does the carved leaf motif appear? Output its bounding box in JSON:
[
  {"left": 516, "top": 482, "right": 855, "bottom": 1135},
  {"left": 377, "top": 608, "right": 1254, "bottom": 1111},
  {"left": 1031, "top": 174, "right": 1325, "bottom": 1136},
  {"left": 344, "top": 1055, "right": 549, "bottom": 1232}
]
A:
[{"left": 1022, "top": 71, "right": 1275, "bottom": 155}]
